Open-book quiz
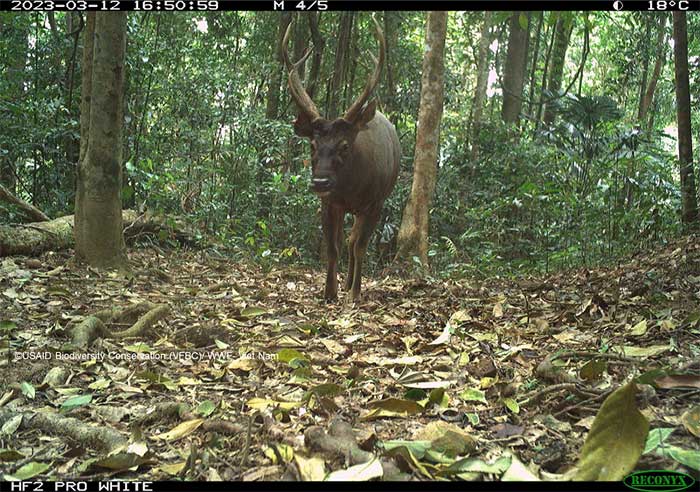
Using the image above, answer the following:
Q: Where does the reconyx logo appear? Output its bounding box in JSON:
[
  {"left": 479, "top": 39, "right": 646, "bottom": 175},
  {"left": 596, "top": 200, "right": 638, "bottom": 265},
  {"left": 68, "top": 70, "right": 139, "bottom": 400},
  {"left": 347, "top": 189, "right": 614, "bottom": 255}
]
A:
[{"left": 624, "top": 470, "right": 696, "bottom": 492}]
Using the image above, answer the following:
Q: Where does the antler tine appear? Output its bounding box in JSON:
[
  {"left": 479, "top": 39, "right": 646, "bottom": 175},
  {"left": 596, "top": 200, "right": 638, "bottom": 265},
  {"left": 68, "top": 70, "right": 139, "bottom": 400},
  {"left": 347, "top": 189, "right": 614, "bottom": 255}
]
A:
[
  {"left": 282, "top": 19, "right": 321, "bottom": 120},
  {"left": 367, "top": 50, "right": 379, "bottom": 66},
  {"left": 344, "top": 14, "right": 385, "bottom": 123},
  {"left": 295, "top": 46, "right": 314, "bottom": 69}
]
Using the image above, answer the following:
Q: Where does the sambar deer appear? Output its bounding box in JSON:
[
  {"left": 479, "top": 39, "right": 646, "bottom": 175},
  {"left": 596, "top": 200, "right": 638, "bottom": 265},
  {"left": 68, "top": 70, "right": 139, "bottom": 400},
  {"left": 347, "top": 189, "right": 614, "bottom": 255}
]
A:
[{"left": 282, "top": 17, "right": 400, "bottom": 302}]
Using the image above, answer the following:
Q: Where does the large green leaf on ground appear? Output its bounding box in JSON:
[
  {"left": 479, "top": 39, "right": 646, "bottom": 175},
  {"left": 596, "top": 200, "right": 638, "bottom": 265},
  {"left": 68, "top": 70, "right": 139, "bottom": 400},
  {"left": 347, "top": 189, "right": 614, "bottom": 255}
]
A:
[{"left": 573, "top": 382, "right": 649, "bottom": 481}]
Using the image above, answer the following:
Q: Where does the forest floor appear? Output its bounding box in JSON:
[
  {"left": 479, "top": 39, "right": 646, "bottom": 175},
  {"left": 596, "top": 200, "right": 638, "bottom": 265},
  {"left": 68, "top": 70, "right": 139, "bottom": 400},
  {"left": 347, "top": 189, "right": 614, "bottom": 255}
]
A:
[{"left": 2, "top": 236, "right": 699, "bottom": 481}]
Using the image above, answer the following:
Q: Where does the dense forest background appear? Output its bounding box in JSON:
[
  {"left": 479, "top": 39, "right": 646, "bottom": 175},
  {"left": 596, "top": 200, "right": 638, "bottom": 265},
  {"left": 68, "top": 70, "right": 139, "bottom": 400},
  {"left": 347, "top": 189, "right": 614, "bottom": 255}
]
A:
[{"left": 1, "top": 10, "right": 698, "bottom": 274}]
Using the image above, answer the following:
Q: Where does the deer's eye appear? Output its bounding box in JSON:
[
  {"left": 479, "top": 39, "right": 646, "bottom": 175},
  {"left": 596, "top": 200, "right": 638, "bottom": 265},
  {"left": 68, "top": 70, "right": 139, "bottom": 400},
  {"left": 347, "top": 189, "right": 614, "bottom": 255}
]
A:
[{"left": 338, "top": 141, "right": 350, "bottom": 153}]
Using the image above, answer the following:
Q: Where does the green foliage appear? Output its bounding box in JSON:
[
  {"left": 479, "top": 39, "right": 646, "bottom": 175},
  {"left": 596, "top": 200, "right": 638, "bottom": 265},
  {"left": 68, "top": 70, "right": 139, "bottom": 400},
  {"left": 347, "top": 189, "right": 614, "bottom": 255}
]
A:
[
  {"left": 431, "top": 95, "right": 680, "bottom": 276},
  {"left": 0, "top": 13, "right": 79, "bottom": 217},
  {"left": 0, "top": 11, "right": 691, "bottom": 278}
]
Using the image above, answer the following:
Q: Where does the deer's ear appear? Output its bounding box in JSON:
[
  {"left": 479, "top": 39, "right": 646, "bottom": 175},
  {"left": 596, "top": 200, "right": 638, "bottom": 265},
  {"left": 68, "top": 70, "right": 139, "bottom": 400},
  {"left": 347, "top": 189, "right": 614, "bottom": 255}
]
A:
[
  {"left": 293, "top": 113, "right": 315, "bottom": 138},
  {"left": 351, "top": 99, "right": 377, "bottom": 130}
]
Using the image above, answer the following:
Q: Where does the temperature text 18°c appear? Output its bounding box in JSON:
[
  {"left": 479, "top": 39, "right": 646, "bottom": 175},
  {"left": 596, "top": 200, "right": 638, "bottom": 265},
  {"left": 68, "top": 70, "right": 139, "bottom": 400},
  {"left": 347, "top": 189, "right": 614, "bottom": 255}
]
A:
[{"left": 648, "top": 0, "right": 691, "bottom": 9}]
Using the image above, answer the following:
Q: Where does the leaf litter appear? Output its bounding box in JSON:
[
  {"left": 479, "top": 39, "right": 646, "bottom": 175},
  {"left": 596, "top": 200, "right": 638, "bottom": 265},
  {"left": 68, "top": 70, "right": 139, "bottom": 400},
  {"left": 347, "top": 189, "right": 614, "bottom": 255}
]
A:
[{"left": 0, "top": 235, "right": 698, "bottom": 481}]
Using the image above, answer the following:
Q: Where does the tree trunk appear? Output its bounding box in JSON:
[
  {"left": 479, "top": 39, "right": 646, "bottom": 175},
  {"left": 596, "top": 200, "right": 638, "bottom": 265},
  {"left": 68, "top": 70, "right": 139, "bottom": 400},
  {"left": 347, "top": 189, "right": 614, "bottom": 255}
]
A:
[
  {"left": 306, "top": 12, "right": 324, "bottom": 100},
  {"left": 74, "top": 13, "right": 128, "bottom": 269},
  {"left": 63, "top": 12, "right": 82, "bottom": 170},
  {"left": 636, "top": 16, "right": 652, "bottom": 124},
  {"left": 489, "top": 23, "right": 507, "bottom": 121},
  {"left": 266, "top": 13, "right": 292, "bottom": 120},
  {"left": 575, "top": 18, "right": 589, "bottom": 96},
  {"left": 47, "top": 12, "right": 64, "bottom": 81},
  {"left": 78, "top": 14, "right": 95, "bottom": 167},
  {"left": 526, "top": 12, "right": 543, "bottom": 121},
  {"left": 672, "top": 11, "right": 698, "bottom": 226},
  {"left": 395, "top": 12, "right": 448, "bottom": 266},
  {"left": 293, "top": 12, "right": 308, "bottom": 80},
  {"left": 383, "top": 11, "right": 397, "bottom": 117},
  {"left": 535, "top": 16, "right": 556, "bottom": 128},
  {"left": 639, "top": 14, "right": 668, "bottom": 127},
  {"left": 343, "top": 17, "right": 360, "bottom": 111},
  {"left": 501, "top": 11, "right": 530, "bottom": 124},
  {"left": 74, "top": 12, "right": 95, "bottom": 247},
  {"left": 326, "top": 12, "right": 354, "bottom": 119},
  {"left": 470, "top": 11, "right": 492, "bottom": 160},
  {"left": 542, "top": 14, "right": 573, "bottom": 125}
]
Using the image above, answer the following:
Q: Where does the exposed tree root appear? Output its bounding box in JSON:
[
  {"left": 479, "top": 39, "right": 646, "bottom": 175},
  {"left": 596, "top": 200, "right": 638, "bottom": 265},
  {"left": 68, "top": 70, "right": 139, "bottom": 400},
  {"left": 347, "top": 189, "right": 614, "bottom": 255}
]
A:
[
  {"left": 136, "top": 402, "right": 191, "bottom": 426},
  {"left": 535, "top": 351, "right": 635, "bottom": 384},
  {"left": 0, "top": 408, "right": 127, "bottom": 453},
  {"left": 304, "top": 417, "right": 405, "bottom": 480},
  {"left": 199, "top": 419, "right": 245, "bottom": 435},
  {"left": 111, "top": 304, "right": 169, "bottom": 339},
  {"left": 71, "top": 302, "right": 170, "bottom": 348},
  {"left": 70, "top": 316, "right": 111, "bottom": 348},
  {"left": 136, "top": 402, "right": 244, "bottom": 435}
]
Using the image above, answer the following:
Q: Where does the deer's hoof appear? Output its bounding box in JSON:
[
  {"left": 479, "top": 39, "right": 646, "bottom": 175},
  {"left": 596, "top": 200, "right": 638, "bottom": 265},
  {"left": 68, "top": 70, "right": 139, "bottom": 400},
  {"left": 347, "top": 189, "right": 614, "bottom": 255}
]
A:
[{"left": 347, "top": 290, "right": 361, "bottom": 303}]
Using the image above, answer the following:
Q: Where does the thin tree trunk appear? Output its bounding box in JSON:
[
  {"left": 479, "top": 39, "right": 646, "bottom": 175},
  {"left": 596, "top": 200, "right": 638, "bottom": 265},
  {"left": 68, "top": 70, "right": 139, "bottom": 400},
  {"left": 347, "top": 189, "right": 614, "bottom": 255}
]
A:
[
  {"left": 535, "top": 17, "right": 556, "bottom": 129},
  {"left": 526, "top": 11, "right": 543, "bottom": 121},
  {"left": 78, "top": 14, "right": 95, "bottom": 170},
  {"left": 395, "top": 12, "right": 448, "bottom": 266},
  {"left": 489, "top": 23, "right": 506, "bottom": 121},
  {"left": 129, "top": 15, "right": 162, "bottom": 195},
  {"left": 63, "top": 12, "right": 83, "bottom": 169},
  {"left": 470, "top": 11, "right": 492, "bottom": 161},
  {"left": 293, "top": 12, "right": 308, "bottom": 80},
  {"left": 74, "top": 12, "right": 128, "bottom": 268},
  {"left": 306, "top": 12, "right": 324, "bottom": 100},
  {"left": 639, "top": 14, "right": 668, "bottom": 127},
  {"left": 47, "top": 11, "right": 64, "bottom": 79},
  {"left": 672, "top": 11, "right": 698, "bottom": 226},
  {"left": 384, "top": 12, "right": 396, "bottom": 116},
  {"left": 636, "top": 16, "right": 652, "bottom": 123},
  {"left": 344, "top": 16, "right": 359, "bottom": 110},
  {"left": 501, "top": 11, "right": 529, "bottom": 124},
  {"left": 326, "top": 12, "right": 354, "bottom": 118},
  {"left": 266, "top": 13, "right": 292, "bottom": 120},
  {"left": 543, "top": 14, "right": 574, "bottom": 125}
]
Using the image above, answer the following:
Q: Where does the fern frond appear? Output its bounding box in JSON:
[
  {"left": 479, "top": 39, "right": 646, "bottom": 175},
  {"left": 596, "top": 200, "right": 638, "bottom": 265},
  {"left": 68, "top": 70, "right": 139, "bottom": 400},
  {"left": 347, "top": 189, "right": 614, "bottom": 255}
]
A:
[{"left": 442, "top": 236, "right": 459, "bottom": 257}]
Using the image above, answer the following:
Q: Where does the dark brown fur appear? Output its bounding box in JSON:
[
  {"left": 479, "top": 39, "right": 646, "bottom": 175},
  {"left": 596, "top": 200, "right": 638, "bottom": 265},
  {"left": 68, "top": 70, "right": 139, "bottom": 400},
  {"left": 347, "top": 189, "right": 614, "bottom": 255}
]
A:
[
  {"left": 296, "top": 107, "right": 400, "bottom": 300},
  {"left": 282, "top": 16, "right": 398, "bottom": 301}
]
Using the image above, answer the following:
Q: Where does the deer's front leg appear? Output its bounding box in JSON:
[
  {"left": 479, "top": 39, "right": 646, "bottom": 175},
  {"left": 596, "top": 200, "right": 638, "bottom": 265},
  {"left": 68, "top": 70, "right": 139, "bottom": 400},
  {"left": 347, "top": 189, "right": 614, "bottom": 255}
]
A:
[
  {"left": 322, "top": 204, "right": 344, "bottom": 301},
  {"left": 348, "top": 211, "right": 380, "bottom": 302}
]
